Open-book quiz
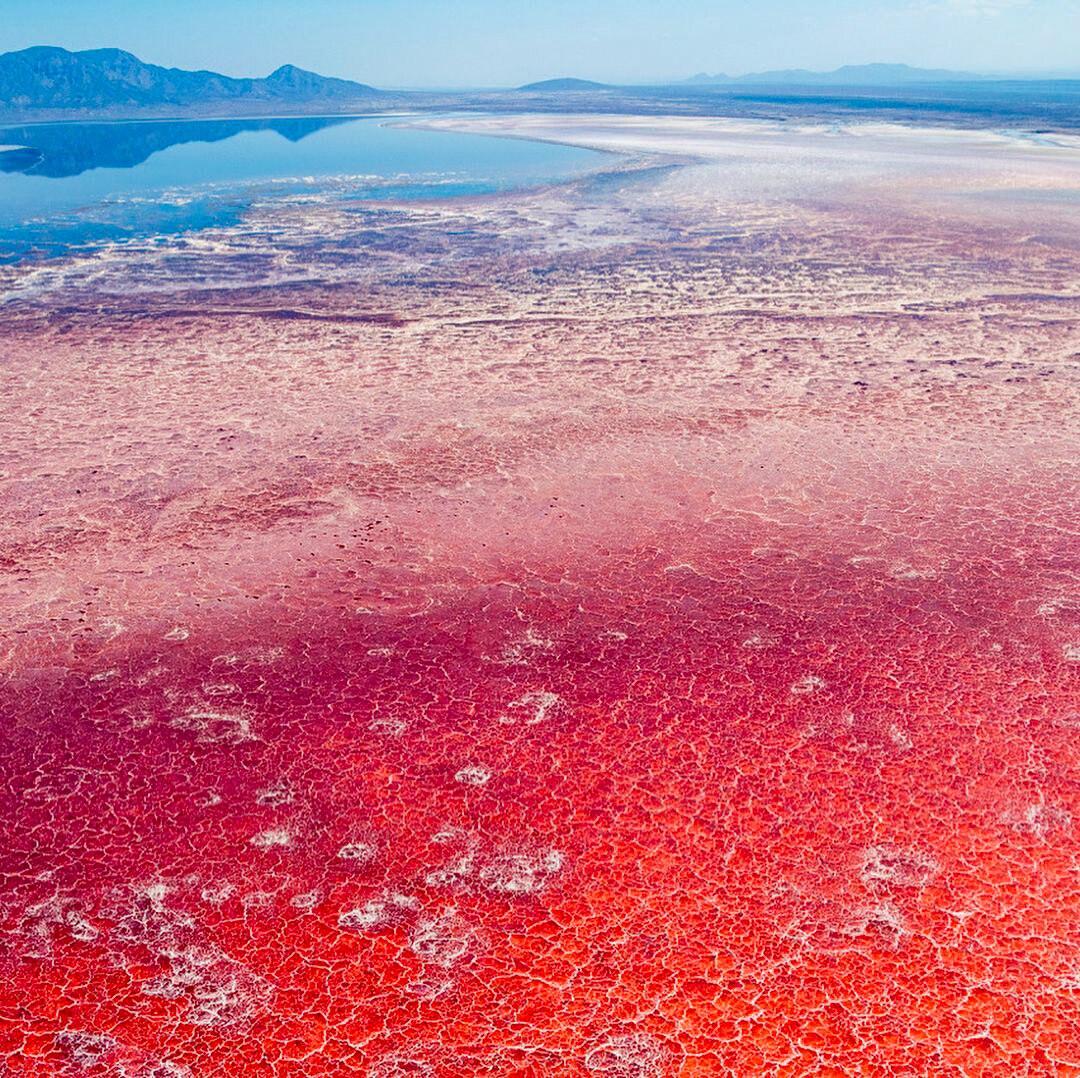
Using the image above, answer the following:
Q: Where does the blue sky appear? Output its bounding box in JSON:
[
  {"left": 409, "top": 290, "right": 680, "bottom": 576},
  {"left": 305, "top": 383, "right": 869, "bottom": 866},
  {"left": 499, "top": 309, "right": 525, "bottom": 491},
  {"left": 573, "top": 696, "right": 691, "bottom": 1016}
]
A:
[{"left": 3, "top": 0, "right": 1077, "bottom": 87}]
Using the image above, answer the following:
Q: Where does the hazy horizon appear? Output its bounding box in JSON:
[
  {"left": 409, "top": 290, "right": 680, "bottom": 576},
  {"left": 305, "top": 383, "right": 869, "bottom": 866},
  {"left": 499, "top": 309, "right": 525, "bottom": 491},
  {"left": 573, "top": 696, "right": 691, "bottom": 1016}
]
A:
[{"left": 3, "top": 0, "right": 1078, "bottom": 89}]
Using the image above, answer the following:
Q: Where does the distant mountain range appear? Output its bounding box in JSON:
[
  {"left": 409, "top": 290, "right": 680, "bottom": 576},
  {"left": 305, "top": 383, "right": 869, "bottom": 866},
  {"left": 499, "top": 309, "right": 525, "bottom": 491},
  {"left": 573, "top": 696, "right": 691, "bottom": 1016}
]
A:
[
  {"left": 682, "top": 63, "right": 987, "bottom": 87},
  {"left": 1, "top": 49, "right": 1075, "bottom": 127},
  {"left": 0, "top": 46, "right": 385, "bottom": 118}
]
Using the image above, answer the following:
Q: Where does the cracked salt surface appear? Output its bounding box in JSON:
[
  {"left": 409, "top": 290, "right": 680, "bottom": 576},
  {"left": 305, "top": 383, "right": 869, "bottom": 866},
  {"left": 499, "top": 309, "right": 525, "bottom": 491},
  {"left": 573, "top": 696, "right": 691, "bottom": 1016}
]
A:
[{"left": 3, "top": 109, "right": 1080, "bottom": 1076}]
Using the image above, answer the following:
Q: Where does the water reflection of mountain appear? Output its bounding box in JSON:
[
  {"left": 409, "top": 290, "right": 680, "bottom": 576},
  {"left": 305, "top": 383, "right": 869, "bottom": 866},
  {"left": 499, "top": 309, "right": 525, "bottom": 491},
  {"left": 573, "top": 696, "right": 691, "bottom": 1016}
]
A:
[
  {"left": 0, "top": 116, "right": 356, "bottom": 178},
  {"left": 0, "top": 146, "right": 43, "bottom": 172}
]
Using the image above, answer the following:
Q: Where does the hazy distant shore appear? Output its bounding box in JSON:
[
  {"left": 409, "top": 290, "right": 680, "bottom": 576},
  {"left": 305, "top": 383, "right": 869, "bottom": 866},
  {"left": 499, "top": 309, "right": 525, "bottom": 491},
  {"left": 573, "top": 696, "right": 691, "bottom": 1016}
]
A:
[{"left": 3, "top": 81, "right": 1080, "bottom": 133}]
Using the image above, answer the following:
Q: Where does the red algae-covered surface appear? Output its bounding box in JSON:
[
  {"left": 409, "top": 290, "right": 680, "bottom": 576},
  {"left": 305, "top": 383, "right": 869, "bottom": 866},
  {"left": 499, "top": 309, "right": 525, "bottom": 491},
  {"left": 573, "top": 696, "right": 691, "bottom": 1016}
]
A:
[{"left": 1, "top": 115, "right": 1080, "bottom": 1077}]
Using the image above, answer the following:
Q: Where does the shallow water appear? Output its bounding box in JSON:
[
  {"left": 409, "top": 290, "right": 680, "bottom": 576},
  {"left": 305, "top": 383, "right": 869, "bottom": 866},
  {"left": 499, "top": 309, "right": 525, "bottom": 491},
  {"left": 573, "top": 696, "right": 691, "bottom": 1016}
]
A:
[{"left": 0, "top": 115, "right": 608, "bottom": 262}]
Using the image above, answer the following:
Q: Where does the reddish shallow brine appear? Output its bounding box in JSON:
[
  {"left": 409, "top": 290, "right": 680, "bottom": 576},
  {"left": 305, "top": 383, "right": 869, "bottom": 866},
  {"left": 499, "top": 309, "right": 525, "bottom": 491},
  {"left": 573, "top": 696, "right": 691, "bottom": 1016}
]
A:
[{"left": 1, "top": 117, "right": 1079, "bottom": 1077}]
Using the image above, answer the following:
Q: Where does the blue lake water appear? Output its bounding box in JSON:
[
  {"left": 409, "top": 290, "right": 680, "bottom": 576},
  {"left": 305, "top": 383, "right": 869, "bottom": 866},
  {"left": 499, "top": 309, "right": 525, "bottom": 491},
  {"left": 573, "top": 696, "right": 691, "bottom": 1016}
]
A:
[{"left": 0, "top": 115, "right": 609, "bottom": 263}]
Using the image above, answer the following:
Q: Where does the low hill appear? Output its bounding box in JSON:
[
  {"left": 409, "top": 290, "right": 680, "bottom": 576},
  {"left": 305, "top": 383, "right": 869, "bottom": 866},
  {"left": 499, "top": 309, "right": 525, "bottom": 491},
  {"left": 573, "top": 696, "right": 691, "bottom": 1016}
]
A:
[{"left": 516, "top": 78, "right": 613, "bottom": 92}]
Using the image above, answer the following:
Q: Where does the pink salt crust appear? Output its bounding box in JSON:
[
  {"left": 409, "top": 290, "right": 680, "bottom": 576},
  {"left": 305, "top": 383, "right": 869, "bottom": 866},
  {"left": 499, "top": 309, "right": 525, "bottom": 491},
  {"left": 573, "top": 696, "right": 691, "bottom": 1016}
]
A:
[{"left": 1, "top": 117, "right": 1079, "bottom": 1076}]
